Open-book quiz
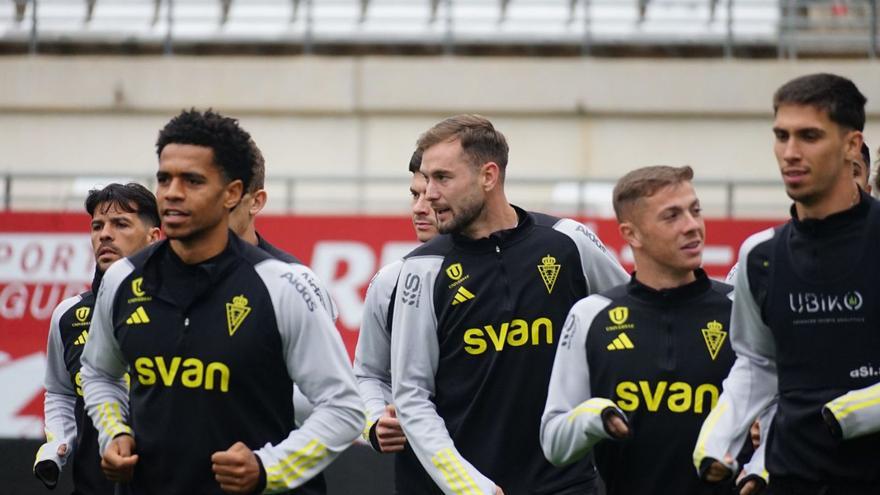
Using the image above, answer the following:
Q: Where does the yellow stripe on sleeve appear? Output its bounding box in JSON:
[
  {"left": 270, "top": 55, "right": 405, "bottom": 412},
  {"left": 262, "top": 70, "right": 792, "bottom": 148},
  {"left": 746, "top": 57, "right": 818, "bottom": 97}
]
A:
[
  {"left": 827, "top": 386, "right": 880, "bottom": 417},
  {"left": 264, "top": 439, "right": 329, "bottom": 491},
  {"left": 431, "top": 448, "right": 484, "bottom": 495},
  {"left": 568, "top": 397, "right": 617, "bottom": 423},
  {"left": 433, "top": 449, "right": 469, "bottom": 495},
  {"left": 832, "top": 396, "right": 880, "bottom": 421},
  {"left": 693, "top": 402, "right": 728, "bottom": 469}
]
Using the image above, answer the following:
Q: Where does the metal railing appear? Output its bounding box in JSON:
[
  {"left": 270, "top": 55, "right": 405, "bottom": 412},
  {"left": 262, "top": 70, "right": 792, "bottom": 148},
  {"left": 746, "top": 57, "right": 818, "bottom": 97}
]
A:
[
  {"left": 0, "top": 171, "right": 789, "bottom": 218},
  {"left": 1, "top": 0, "right": 876, "bottom": 57}
]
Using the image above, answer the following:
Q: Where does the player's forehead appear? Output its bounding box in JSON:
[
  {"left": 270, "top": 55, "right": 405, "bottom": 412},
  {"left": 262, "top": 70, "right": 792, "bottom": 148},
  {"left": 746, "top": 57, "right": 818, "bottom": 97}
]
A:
[
  {"left": 636, "top": 182, "right": 698, "bottom": 218},
  {"left": 420, "top": 139, "right": 469, "bottom": 172},
  {"left": 773, "top": 103, "right": 836, "bottom": 132},
  {"left": 91, "top": 201, "right": 141, "bottom": 222},
  {"left": 158, "top": 143, "right": 220, "bottom": 177},
  {"left": 409, "top": 172, "right": 427, "bottom": 192}
]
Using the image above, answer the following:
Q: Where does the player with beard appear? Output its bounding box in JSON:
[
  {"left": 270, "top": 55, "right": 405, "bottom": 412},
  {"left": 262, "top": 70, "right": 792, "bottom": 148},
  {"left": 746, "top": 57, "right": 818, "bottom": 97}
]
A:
[
  {"left": 34, "top": 183, "right": 160, "bottom": 494},
  {"left": 390, "top": 114, "right": 628, "bottom": 494},
  {"left": 80, "top": 109, "right": 363, "bottom": 494},
  {"left": 695, "top": 73, "right": 880, "bottom": 495}
]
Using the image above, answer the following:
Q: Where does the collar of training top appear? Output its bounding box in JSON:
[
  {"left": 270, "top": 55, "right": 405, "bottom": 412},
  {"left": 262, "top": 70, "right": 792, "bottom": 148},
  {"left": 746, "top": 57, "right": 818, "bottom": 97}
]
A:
[
  {"left": 90, "top": 266, "right": 104, "bottom": 295},
  {"left": 450, "top": 204, "right": 533, "bottom": 252},
  {"left": 626, "top": 268, "right": 712, "bottom": 305},
  {"left": 790, "top": 189, "right": 872, "bottom": 238},
  {"left": 139, "top": 230, "right": 244, "bottom": 296}
]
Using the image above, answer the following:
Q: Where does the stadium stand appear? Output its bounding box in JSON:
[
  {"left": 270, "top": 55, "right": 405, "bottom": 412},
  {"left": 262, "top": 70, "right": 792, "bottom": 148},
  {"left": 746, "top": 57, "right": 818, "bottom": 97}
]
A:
[{"left": 0, "top": 0, "right": 783, "bottom": 52}]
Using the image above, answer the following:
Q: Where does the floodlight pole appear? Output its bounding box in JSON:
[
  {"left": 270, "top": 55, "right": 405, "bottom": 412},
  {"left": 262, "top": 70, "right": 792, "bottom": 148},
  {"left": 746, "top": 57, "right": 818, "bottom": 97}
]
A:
[
  {"left": 164, "top": 0, "right": 174, "bottom": 55},
  {"left": 29, "top": 0, "right": 38, "bottom": 55}
]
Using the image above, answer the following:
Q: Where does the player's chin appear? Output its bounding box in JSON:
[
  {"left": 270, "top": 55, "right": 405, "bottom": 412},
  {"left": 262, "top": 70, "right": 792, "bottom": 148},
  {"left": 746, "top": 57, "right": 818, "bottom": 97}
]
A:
[{"left": 162, "top": 225, "right": 191, "bottom": 240}]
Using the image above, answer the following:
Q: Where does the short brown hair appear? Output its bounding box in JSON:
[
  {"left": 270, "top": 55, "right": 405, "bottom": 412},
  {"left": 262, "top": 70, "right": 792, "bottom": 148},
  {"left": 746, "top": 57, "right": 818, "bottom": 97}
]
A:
[
  {"left": 416, "top": 114, "right": 509, "bottom": 175},
  {"left": 613, "top": 165, "right": 694, "bottom": 221}
]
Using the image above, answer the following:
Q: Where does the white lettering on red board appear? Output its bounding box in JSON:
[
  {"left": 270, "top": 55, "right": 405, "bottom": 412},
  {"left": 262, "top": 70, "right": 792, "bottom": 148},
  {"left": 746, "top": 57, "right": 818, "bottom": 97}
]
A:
[{"left": 0, "top": 234, "right": 94, "bottom": 283}]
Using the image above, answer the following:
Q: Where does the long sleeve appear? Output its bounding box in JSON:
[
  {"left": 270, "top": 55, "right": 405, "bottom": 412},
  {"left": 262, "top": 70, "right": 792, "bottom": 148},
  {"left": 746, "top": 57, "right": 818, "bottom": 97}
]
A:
[
  {"left": 740, "top": 404, "right": 775, "bottom": 484},
  {"left": 540, "top": 295, "right": 623, "bottom": 466},
  {"left": 353, "top": 261, "right": 401, "bottom": 435},
  {"left": 254, "top": 261, "right": 364, "bottom": 493},
  {"left": 391, "top": 256, "right": 496, "bottom": 495},
  {"left": 554, "top": 219, "right": 629, "bottom": 293},
  {"left": 35, "top": 296, "right": 81, "bottom": 470},
  {"left": 81, "top": 261, "right": 134, "bottom": 457},
  {"left": 823, "top": 381, "right": 880, "bottom": 440},
  {"left": 693, "top": 229, "right": 779, "bottom": 474}
]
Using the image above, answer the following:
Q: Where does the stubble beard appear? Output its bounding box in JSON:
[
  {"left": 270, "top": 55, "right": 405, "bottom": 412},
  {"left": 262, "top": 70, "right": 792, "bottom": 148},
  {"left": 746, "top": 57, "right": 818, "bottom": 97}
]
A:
[{"left": 438, "top": 196, "right": 486, "bottom": 235}]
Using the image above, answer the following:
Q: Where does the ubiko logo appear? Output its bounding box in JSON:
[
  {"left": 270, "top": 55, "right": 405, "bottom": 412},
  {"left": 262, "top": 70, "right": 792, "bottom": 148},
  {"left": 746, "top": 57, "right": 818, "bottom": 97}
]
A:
[{"left": 788, "top": 291, "right": 863, "bottom": 314}]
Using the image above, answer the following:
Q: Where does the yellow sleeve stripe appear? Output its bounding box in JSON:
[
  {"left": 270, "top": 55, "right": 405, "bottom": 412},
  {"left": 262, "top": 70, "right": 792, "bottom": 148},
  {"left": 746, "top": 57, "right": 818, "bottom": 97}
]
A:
[
  {"left": 97, "top": 402, "right": 132, "bottom": 439},
  {"left": 34, "top": 444, "right": 47, "bottom": 465},
  {"left": 826, "top": 385, "right": 880, "bottom": 418},
  {"left": 431, "top": 448, "right": 484, "bottom": 495},
  {"left": 829, "top": 396, "right": 880, "bottom": 421},
  {"left": 693, "top": 401, "right": 728, "bottom": 469},
  {"left": 265, "top": 439, "right": 328, "bottom": 491},
  {"left": 567, "top": 397, "right": 617, "bottom": 423},
  {"left": 362, "top": 411, "right": 374, "bottom": 442}
]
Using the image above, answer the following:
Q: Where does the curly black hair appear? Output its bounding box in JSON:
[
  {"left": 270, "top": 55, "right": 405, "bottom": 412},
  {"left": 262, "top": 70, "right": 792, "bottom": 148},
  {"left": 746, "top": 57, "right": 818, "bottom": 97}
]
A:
[{"left": 155, "top": 109, "right": 257, "bottom": 191}]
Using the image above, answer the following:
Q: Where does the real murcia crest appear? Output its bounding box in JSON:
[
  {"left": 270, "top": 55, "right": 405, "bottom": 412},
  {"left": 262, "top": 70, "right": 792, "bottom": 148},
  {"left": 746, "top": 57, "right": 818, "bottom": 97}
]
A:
[
  {"left": 226, "top": 295, "right": 252, "bottom": 337},
  {"left": 537, "top": 255, "right": 561, "bottom": 294},
  {"left": 701, "top": 320, "right": 727, "bottom": 361}
]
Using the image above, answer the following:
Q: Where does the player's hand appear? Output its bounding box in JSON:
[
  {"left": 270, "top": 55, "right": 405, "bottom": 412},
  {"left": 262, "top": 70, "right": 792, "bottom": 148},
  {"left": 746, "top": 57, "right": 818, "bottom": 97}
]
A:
[
  {"left": 739, "top": 478, "right": 764, "bottom": 495},
  {"left": 601, "top": 407, "right": 631, "bottom": 439},
  {"left": 604, "top": 414, "right": 630, "bottom": 439},
  {"left": 57, "top": 443, "right": 68, "bottom": 457},
  {"left": 211, "top": 441, "right": 261, "bottom": 494},
  {"left": 376, "top": 404, "right": 407, "bottom": 453},
  {"left": 494, "top": 485, "right": 504, "bottom": 495},
  {"left": 750, "top": 420, "right": 761, "bottom": 449},
  {"left": 101, "top": 434, "right": 138, "bottom": 482},
  {"left": 703, "top": 453, "right": 734, "bottom": 482}
]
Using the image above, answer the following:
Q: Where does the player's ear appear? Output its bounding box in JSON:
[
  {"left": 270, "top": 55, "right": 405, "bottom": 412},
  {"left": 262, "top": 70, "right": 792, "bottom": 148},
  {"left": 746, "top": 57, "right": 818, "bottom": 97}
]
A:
[
  {"left": 223, "top": 179, "right": 244, "bottom": 210},
  {"left": 147, "top": 227, "right": 161, "bottom": 243},
  {"left": 844, "top": 130, "right": 863, "bottom": 164},
  {"left": 480, "top": 161, "right": 501, "bottom": 192},
  {"left": 619, "top": 220, "right": 642, "bottom": 249},
  {"left": 250, "top": 190, "right": 267, "bottom": 217}
]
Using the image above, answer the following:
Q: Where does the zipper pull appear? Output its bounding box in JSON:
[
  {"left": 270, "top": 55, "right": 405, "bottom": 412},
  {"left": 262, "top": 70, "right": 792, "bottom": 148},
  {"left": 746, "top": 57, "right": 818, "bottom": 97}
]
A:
[
  {"left": 496, "top": 245, "right": 501, "bottom": 253},
  {"left": 184, "top": 317, "right": 190, "bottom": 327}
]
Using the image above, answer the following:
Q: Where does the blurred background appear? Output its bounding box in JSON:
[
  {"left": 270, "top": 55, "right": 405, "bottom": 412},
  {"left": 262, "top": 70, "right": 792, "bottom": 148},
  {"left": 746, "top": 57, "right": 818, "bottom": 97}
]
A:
[{"left": 0, "top": 1, "right": 878, "bottom": 493}]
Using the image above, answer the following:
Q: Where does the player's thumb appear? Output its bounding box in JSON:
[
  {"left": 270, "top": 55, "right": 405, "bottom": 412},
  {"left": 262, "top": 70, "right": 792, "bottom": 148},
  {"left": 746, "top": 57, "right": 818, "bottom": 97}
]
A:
[{"left": 386, "top": 404, "right": 397, "bottom": 418}]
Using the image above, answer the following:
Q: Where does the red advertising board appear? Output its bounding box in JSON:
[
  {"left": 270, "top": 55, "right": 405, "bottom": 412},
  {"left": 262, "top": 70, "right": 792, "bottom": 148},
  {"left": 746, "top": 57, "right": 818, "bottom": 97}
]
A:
[{"left": 0, "top": 212, "right": 781, "bottom": 438}]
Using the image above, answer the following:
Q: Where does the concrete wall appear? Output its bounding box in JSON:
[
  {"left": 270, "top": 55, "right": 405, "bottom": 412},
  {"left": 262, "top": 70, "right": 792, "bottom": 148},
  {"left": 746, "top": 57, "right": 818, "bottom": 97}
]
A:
[{"left": 1, "top": 56, "right": 878, "bottom": 212}]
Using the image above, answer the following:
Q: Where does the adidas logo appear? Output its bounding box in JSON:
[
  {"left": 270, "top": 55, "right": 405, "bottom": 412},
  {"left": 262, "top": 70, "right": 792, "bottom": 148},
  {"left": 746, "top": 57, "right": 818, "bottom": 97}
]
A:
[
  {"left": 73, "top": 330, "right": 88, "bottom": 346},
  {"left": 451, "top": 286, "right": 475, "bottom": 306},
  {"left": 606, "top": 332, "right": 634, "bottom": 351},
  {"left": 126, "top": 306, "right": 150, "bottom": 325}
]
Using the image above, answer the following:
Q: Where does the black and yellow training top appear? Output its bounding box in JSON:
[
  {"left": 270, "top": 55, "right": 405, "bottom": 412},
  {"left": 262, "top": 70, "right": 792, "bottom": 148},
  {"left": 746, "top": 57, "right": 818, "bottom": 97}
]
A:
[
  {"left": 542, "top": 270, "right": 737, "bottom": 495},
  {"left": 81, "top": 233, "right": 363, "bottom": 495},
  {"left": 391, "top": 205, "right": 629, "bottom": 495}
]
